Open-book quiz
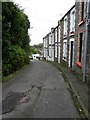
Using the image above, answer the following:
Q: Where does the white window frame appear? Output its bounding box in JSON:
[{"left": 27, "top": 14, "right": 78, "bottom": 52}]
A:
[
  {"left": 49, "top": 46, "right": 51, "bottom": 58},
  {"left": 64, "top": 16, "right": 68, "bottom": 36},
  {"left": 55, "top": 44, "right": 57, "bottom": 58},
  {"left": 55, "top": 28, "right": 57, "bottom": 42},
  {"left": 69, "top": 38, "right": 75, "bottom": 67},
  {"left": 58, "top": 25, "right": 61, "bottom": 42},
  {"left": 70, "top": 8, "right": 75, "bottom": 32},
  {"left": 63, "top": 39, "right": 67, "bottom": 61},
  {"left": 52, "top": 33, "right": 54, "bottom": 44},
  {"left": 49, "top": 33, "right": 51, "bottom": 45}
]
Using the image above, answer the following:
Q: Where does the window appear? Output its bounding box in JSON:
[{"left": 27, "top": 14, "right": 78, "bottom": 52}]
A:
[
  {"left": 46, "top": 39, "right": 47, "bottom": 47},
  {"left": 79, "top": 33, "right": 83, "bottom": 62},
  {"left": 63, "top": 40, "right": 67, "bottom": 61},
  {"left": 58, "top": 25, "right": 61, "bottom": 42},
  {"left": 55, "top": 29, "right": 57, "bottom": 42},
  {"left": 72, "top": 11, "right": 75, "bottom": 31},
  {"left": 70, "top": 8, "right": 75, "bottom": 32},
  {"left": 64, "top": 17, "right": 68, "bottom": 35},
  {"left": 55, "top": 44, "right": 57, "bottom": 58},
  {"left": 52, "top": 33, "right": 54, "bottom": 44},
  {"left": 44, "top": 39, "right": 45, "bottom": 47},
  {"left": 49, "top": 34, "right": 51, "bottom": 45},
  {"left": 81, "top": 2, "right": 84, "bottom": 21},
  {"left": 49, "top": 47, "right": 51, "bottom": 57}
]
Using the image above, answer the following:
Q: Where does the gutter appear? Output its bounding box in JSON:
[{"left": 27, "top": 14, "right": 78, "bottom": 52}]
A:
[{"left": 83, "top": 1, "right": 90, "bottom": 82}]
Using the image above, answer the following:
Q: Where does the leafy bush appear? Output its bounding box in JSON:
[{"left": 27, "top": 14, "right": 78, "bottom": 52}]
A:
[
  {"left": 2, "top": 2, "right": 31, "bottom": 76},
  {"left": 2, "top": 45, "right": 30, "bottom": 76}
]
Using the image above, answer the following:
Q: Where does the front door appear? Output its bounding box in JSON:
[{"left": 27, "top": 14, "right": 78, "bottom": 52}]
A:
[{"left": 70, "top": 41, "right": 73, "bottom": 68}]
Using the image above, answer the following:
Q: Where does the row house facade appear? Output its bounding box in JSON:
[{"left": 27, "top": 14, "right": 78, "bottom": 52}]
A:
[
  {"left": 43, "top": 2, "right": 90, "bottom": 83},
  {"left": 74, "top": 1, "right": 90, "bottom": 82},
  {"left": 43, "top": 28, "right": 55, "bottom": 61},
  {"left": 60, "top": 5, "right": 75, "bottom": 68}
]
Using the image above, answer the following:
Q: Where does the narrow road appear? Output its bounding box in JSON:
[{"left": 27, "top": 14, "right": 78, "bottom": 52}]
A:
[{"left": 2, "top": 60, "right": 80, "bottom": 118}]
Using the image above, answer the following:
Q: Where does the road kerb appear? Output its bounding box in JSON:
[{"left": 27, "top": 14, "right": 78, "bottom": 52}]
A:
[{"left": 62, "top": 69, "right": 88, "bottom": 119}]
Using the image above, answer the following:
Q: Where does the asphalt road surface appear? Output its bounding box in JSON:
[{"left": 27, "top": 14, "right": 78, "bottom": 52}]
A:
[{"left": 2, "top": 60, "right": 80, "bottom": 118}]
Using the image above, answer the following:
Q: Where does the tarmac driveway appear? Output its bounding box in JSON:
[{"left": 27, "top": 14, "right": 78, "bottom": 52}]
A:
[{"left": 2, "top": 60, "right": 80, "bottom": 118}]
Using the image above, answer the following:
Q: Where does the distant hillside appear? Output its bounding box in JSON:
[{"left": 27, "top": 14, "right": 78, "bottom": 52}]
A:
[
  {"left": 30, "top": 43, "right": 43, "bottom": 55},
  {"left": 33, "top": 43, "right": 43, "bottom": 51}
]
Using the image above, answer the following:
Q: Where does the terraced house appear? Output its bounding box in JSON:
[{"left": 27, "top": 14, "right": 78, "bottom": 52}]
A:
[
  {"left": 43, "top": 28, "right": 55, "bottom": 61},
  {"left": 43, "top": 1, "right": 90, "bottom": 84},
  {"left": 74, "top": 1, "right": 90, "bottom": 83}
]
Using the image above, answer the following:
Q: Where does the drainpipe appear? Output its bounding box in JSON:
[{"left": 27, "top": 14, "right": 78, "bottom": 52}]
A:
[{"left": 83, "top": 0, "right": 90, "bottom": 82}]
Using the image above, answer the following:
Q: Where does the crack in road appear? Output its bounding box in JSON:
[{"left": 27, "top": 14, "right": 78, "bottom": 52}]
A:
[
  {"left": 2, "top": 92, "right": 25, "bottom": 114},
  {"left": 2, "top": 61, "right": 80, "bottom": 118},
  {"left": 2, "top": 84, "right": 44, "bottom": 115}
]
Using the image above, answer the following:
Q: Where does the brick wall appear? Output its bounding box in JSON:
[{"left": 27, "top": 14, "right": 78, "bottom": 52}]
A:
[
  {"left": 74, "top": 2, "right": 79, "bottom": 66},
  {"left": 73, "top": 2, "right": 86, "bottom": 75},
  {"left": 73, "top": 2, "right": 90, "bottom": 83}
]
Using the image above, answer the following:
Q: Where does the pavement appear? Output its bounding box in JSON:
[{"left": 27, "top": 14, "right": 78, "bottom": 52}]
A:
[
  {"left": 52, "top": 61, "right": 89, "bottom": 119},
  {"left": 2, "top": 60, "right": 80, "bottom": 118}
]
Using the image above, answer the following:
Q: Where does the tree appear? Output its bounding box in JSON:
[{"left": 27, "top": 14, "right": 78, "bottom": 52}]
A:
[{"left": 2, "top": 2, "right": 30, "bottom": 76}]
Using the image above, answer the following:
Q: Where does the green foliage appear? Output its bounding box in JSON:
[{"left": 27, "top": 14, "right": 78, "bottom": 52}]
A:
[
  {"left": 33, "top": 43, "right": 43, "bottom": 52},
  {"left": 30, "top": 46, "right": 39, "bottom": 55},
  {"left": 2, "top": 45, "right": 30, "bottom": 76},
  {"left": 30, "top": 43, "right": 43, "bottom": 55},
  {"left": 2, "top": 2, "right": 30, "bottom": 76}
]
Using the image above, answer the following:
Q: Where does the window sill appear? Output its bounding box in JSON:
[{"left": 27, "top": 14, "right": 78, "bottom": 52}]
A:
[
  {"left": 76, "top": 61, "right": 81, "bottom": 69},
  {"left": 69, "top": 31, "right": 75, "bottom": 36},
  {"left": 62, "top": 58, "right": 67, "bottom": 62},
  {"left": 63, "top": 35, "right": 67, "bottom": 39},
  {"left": 78, "top": 20, "right": 85, "bottom": 26}
]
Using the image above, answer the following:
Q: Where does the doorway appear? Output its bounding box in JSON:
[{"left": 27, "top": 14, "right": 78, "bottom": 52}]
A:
[{"left": 70, "top": 41, "right": 74, "bottom": 68}]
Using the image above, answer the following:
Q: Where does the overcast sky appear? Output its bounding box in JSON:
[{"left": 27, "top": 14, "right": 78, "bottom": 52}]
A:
[{"left": 14, "top": 0, "right": 75, "bottom": 45}]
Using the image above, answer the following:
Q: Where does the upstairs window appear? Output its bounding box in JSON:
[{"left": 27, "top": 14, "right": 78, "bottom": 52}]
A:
[
  {"left": 55, "top": 29, "right": 57, "bottom": 42},
  {"left": 70, "top": 8, "right": 75, "bottom": 32},
  {"left": 44, "top": 39, "right": 45, "bottom": 47},
  {"left": 72, "top": 11, "right": 75, "bottom": 31},
  {"left": 81, "top": 2, "right": 84, "bottom": 21},
  {"left": 49, "top": 34, "right": 51, "bottom": 45},
  {"left": 58, "top": 25, "right": 61, "bottom": 42},
  {"left": 46, "top": 38, "right": 48, "bottom": 48},
  {"left": 52, "top": 33, "right": 54, "bottom": 44},
  {"left": 64, "top": 17, "right": 68, "bottom": 36}
]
